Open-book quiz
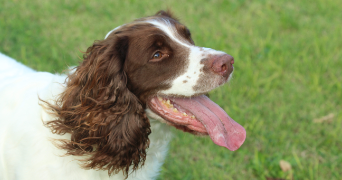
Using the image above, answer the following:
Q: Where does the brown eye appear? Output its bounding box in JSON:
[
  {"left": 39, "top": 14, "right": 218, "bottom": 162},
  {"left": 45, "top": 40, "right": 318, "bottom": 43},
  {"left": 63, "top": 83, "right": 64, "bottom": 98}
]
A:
[
  {"left": 150, "top": 51, "right": 169, "bottom": 62},
  {"left": 153, "top": 52, "right": 162, "bottom": 59}
]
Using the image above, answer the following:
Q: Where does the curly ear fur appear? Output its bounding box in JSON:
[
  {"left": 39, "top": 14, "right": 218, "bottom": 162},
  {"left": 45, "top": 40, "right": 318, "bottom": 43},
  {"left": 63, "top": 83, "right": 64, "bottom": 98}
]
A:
[{"left": 43, "top": 35, "right": 151, "bottom": 178}]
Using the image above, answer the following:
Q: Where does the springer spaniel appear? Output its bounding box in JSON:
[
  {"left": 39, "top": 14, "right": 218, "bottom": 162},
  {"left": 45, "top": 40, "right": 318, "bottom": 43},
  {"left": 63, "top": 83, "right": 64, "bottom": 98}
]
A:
[{"left": 0, "top": 11, "right": 246, "bottom": 180}]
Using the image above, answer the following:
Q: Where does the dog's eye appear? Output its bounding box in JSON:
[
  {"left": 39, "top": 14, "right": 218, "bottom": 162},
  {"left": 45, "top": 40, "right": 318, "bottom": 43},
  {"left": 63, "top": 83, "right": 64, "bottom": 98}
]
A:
[
  {"left": 150, "top": 51, "right": 168, "bottom": 62},
  {"left": 153, "top": 52, "right": 162, "bottom": 59}
]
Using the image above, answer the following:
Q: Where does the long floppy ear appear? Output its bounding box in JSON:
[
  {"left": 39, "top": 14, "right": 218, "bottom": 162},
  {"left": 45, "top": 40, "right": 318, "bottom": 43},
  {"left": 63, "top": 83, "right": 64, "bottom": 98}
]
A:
[{"left": 43, "top": 35, "right": 151, "bottom": 177}]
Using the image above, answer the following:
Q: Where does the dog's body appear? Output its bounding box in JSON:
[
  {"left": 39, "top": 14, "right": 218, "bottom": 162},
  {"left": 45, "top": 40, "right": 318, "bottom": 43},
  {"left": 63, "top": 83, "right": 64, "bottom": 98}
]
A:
[
  {"left": 0, "top": 11, "right": 245, "bottom": 180},
  {"left": 0, "top": 53, "right": 168, "bottom": 180}
]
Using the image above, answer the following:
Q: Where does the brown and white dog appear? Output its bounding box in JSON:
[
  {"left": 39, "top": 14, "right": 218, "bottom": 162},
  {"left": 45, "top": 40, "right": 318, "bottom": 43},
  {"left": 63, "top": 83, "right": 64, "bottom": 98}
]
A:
[{"left": 0, "top": 10, "right": 246, "bottom": 180}]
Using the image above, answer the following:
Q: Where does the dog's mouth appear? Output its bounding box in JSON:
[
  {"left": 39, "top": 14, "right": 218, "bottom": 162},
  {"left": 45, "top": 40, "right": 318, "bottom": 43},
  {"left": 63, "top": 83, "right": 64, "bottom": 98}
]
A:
[{"left": 148, "top": 95, "right": 246, "bottom": 151}]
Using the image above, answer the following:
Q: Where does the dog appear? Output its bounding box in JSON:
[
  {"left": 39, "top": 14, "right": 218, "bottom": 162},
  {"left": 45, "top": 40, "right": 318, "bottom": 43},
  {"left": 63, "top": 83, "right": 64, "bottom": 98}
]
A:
[{"left": 0, "top": 10, "right": 246, "bottom": 180}]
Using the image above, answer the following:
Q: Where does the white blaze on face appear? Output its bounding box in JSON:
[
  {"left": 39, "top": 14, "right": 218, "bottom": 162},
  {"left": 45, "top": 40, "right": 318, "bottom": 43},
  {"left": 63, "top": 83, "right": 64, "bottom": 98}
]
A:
[{"left": 146, "top": 19, "right": 227, "bottom": 96}]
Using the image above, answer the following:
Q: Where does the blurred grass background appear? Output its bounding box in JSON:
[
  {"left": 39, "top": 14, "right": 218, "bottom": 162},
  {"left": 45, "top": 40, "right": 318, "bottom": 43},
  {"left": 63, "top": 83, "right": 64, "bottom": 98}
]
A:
[{"left": 1, "top": 0, "right": 341, "bottom": 179}]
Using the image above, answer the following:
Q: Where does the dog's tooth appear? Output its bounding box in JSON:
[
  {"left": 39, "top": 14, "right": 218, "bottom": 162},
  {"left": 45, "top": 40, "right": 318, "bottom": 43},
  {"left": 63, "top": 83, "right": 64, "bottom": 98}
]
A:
[
  {"left": 182, "top": 112, "right": 188, "bottom": 116},
  {"left": 166, "top": 100, "right": 170, "bottom": 105},
  {"left": 166, "top": 104, "right": 173, "bottom": 108},
  {"left": 158, "top": 97, "right": 162, "bottom": 101},
  {"left": 191, "top": 115, "right": 195, "bottom": 119},
  {"left": 173, "top": 108, "right": 178, "bottom": 112}
]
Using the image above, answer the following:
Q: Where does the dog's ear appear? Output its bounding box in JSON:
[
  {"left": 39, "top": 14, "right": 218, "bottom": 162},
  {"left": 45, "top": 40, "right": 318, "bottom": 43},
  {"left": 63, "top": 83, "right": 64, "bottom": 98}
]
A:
[{"left": 43, "top": 34, "right": 151, "bottom": 178}]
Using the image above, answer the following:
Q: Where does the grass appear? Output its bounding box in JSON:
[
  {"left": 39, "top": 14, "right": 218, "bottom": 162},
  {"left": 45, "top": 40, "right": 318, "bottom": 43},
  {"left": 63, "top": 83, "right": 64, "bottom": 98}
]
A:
[{"left": 1, "top": 0, "right": 341, "bottom": 179}]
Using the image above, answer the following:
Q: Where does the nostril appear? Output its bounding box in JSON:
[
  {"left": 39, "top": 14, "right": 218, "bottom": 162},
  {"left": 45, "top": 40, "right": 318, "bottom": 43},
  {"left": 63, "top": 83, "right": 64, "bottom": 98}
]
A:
[{"left": 221, "top": 63, "right": 227, "bottom": 72}]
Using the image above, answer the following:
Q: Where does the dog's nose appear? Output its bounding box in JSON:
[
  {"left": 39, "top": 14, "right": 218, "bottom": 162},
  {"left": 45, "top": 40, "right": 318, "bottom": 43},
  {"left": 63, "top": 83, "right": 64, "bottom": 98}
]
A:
[{"left": 211, "top": 54, "right": 234, "bottom": 76}]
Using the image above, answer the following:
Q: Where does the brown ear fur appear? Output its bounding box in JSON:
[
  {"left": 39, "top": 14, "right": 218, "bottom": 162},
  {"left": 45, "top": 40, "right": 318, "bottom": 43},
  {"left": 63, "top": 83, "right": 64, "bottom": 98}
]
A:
[{"left": 42, "top": 35, "right": 151, "bottom": 177}]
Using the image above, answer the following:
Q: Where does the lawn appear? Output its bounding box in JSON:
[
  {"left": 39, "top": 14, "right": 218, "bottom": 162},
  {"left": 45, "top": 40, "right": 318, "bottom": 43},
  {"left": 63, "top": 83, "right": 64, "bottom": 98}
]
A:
[{"left": 1, "top": 0, "right": 341, "bottom": 179}]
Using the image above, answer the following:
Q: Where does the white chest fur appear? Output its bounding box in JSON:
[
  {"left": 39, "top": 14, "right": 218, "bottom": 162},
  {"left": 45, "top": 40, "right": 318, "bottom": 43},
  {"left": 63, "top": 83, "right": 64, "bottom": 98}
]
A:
[{"left": 0, "top": 53, "right": 172, "bottom": 180}]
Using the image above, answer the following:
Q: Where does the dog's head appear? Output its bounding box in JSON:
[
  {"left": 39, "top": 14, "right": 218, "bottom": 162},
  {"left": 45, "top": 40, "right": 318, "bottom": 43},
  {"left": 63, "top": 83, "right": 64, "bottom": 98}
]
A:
[{"left": 45, "top": 10, "right": 245, "bottom": 177}]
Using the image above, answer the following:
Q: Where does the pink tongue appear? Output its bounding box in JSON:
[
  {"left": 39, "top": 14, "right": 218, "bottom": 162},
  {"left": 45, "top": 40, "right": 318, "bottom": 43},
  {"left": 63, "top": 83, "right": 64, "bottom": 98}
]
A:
[{"left": 171, "top": 95, "right": 246, "bottom": 151}]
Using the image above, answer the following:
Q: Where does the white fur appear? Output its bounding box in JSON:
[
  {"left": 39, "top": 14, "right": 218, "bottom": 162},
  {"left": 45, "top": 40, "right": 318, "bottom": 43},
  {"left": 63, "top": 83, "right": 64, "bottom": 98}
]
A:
[
  {"left": 1, "top": 19, "right": 231, "bottom": 180},
  {"left": 0, "top": 53, "right": 172, "bottom": 180}
]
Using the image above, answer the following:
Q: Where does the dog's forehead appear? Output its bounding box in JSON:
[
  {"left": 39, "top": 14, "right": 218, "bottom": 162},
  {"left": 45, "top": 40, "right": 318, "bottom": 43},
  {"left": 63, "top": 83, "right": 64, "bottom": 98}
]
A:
[
  {"left": 145, "top": 19, "right": 193, "bottom": 47},
  {"left": 105, "top": 17, "right": 193, "bottom": 46}
]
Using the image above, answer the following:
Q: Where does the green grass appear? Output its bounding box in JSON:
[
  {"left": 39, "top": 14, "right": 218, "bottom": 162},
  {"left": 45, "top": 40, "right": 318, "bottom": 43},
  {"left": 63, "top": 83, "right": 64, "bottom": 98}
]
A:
[{"left": 1, "top": 0, "right": 341, "bottom": 179}]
